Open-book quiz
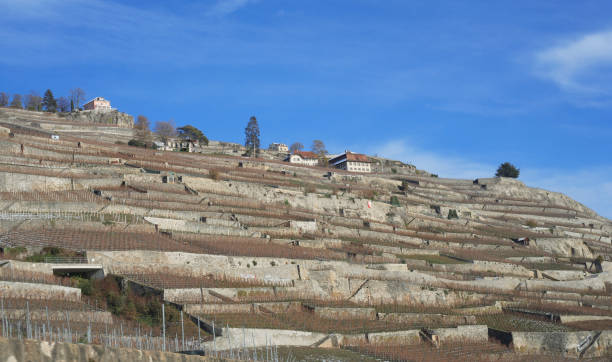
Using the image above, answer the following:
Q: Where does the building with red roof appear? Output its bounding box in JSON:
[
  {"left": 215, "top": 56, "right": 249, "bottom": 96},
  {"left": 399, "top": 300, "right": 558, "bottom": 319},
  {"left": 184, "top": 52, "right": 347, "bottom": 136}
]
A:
[
  {"left": 285, "top": 150, "right": 319, "bottom": 166},
  {"left": 328, "top": 151, "right": 372, "bottom": 173}
]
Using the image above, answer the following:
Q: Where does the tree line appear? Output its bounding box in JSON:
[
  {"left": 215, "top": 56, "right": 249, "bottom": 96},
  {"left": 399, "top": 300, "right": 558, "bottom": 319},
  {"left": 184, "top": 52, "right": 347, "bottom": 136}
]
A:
[
  {"left": 0, "top": 88, "right": 86, "bottom": 113},
  {"left": 129, "top": 116, "right": 209, "bottom": 149}
]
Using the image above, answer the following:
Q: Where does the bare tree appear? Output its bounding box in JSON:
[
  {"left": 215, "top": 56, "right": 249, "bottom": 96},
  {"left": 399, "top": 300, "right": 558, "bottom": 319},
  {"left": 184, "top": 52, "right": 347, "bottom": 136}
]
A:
[
  {"left": 135, "top": 115, "right": 153, "bottom": 144},
  {"left": 289, "top": 142, "right": 304, "bottom": 153},
  {"left": 0, "top": 92, "right": 9, "bottom": 107},
  {"left": 9, "top": 94, "right": 23, "bottom": 109},
  {"left": 311, "top": 140, "right": 327, "bottom": 155},
  {"left": 57, "top": 97, "right": 70, "bottom": 112},
  {"left": 70, "top": 88, "right": 86, "bottom": 111},
  {"left": 24, "top": 91, "right": 42, "bottom": 111},
  {"left": 154, "top": 120, "right": 176, "bottom": 143}
]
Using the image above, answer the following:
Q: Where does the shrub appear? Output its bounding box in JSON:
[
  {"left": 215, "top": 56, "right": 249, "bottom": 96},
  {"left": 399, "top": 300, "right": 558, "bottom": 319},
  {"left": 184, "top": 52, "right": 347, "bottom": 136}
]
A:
[
  {"left": 209, "top": 169, "right": 221, "bottom": 180},
  {"left": 525, "top": 220, "right": 538, "bottom": 228},
  {"left": 496, "top": 162, "right": 520, "bottom": 178},
  {"left": 304, "top": 184, "right": 316, "bottom": 195},
  {"left": 127, "top": 139, "right": 146, "bottom": 148},
  {"left": 76, "top": 277, "right": 93, "bottom": 296},
  {"left": 447, "top": 209, "right": 458, "bottom": 220},
  {"left": 390, "top": 196, "right": 400, "bottom": 206}
]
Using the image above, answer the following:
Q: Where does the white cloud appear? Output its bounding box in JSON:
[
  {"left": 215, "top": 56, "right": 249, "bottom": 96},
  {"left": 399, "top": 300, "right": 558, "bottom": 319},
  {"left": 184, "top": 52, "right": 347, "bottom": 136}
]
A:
[
  {"left": 535, "top": 29, "right": 612, "bottom": 93},
  {"left": 521, "top": 167, "right": 612, "bottom": 220},
  {"left": 372, "top": 140, "right": 493, "bottom": 179},
  {"left": 372, "top": 139, "right": 612, "bottom": 219}
]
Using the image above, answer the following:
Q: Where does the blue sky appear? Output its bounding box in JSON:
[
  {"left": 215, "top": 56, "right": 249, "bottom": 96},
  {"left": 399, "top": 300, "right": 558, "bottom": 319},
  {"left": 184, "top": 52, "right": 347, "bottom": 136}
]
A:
[{"left": 0, "top": 0, "right": 611, "bottom": 218}]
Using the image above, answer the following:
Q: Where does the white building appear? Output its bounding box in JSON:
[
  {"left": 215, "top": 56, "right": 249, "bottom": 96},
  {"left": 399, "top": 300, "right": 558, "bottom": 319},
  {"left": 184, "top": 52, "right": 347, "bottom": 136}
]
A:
[
  {"left": 268, "top": 143, "right": 289, "bottom": 152},
  {"left": 158, "top": 138, "right": 198, "bottom": 152},
  {"left": 285, "top": 150, "right": 319, "bottom": 167},
  {"left": 328, "top": 151, "right": 372, "bottom": 173}
]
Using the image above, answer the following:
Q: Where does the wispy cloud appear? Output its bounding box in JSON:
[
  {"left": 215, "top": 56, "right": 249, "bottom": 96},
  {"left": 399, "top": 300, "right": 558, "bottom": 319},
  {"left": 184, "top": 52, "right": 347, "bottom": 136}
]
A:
[
  {"left": 207, "top": 0, "right": 257, "bottom": 16},
  {"left": 535, "top": 29, "right": 612, "bottom": 96},
  {"left": 370, "top": 140, "right": 494, "bottom": 179},
  {"left": 372, "top": 139, "right": 612, "bottom": 219}
]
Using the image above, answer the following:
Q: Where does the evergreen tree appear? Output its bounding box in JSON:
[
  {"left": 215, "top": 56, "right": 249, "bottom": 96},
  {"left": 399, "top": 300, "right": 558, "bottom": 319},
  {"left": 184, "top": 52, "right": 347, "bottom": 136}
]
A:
[
  {"left": 495, "top": 162, "right": 520, "bottom": 178},
  {"left": 70, "top": 99, "right": 74, "bottom": 112},
  {"left": 42, "top": 89, "right": 57, "bottom": 112},
  {"left": 244, "top": 116, "right": 260, "bottom": 156},
  {"left": 177, "top": 125, "right": 208, "bottom": 145}
]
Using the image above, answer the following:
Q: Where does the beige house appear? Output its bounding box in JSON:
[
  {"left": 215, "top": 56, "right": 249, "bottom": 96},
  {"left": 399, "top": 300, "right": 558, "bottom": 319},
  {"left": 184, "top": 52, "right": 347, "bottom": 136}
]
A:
[
  {"left": 268, "top": 143, "right": 289, "bottom": 152},
  {"left": 285, "top": 150, "right": 319, "bottom": 166},
  {"left": 83, "top": 97, "right": 112, "bottom": 112},
  {"left": 329, "top": 151, "right": 372, "bottom": 173}
]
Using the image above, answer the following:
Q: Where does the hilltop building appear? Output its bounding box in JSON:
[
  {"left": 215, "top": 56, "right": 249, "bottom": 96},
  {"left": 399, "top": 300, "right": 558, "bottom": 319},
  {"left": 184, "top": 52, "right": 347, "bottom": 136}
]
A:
[
  {"left": 268, "top": 143, "right": 289, "bottom": 152},
  {"left": 285, "top": 150, "right": 319, "bottom": 166},
  {"left": 329, "top": 151, "right": 372, "bottom": 173},
  {"left": 83, "top": 97, "right": 112, "bottom": 112}
]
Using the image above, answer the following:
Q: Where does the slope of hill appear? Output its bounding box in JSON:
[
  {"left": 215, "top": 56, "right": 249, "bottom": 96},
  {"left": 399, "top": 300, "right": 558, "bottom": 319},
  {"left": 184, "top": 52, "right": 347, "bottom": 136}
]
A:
[{"left": 0, "top": 109, "right": 611, "bottom": 360}]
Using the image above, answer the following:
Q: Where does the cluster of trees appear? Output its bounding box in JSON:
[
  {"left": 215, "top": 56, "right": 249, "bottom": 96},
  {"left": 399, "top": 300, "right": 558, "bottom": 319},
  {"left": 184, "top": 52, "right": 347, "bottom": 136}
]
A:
[
  {"left": 0, "top": 88, "right": 86, "bottom": 113},
  {"left": 288, "top": 140, "right": 327, "bottom": 154},
  {"left": 130, "top": 115, "right": 209, "bottom": 149}
]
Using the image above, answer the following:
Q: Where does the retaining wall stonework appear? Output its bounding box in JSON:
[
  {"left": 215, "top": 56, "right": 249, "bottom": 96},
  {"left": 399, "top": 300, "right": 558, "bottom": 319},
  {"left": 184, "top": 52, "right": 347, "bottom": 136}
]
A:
[
  {"left": 0, "top": 281, "right": 81, "bottom": 302},
  {"left": 512, "top": 330, "right": 612, "bottom": 358},
  {"left": 0, "top": 337, "right": 217, "bottom": 361},
  {"left": 314, "top": 307, "right": 377, "bottom": 320},
  {"left": 3, "top": 310, "right": 112, "bottom": 324}
]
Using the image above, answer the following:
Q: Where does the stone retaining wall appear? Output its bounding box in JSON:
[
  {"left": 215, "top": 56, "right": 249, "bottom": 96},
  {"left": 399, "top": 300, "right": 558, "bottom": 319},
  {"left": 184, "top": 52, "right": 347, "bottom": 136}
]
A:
[{"left": 0, "top": 281, "right": 81, "bottom": 302}]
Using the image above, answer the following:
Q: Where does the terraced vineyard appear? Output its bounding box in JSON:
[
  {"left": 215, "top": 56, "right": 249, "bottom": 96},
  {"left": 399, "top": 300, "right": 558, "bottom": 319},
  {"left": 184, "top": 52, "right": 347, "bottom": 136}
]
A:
[{"left": 0, "top": 108, "right": 611, "bottom": 360}]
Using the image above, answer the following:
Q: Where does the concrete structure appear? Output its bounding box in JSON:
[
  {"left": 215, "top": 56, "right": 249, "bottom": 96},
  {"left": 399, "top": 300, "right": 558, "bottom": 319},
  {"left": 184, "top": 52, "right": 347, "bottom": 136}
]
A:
[
  {"left": 159, "top": 138, "right": 197, "bottom": 152},
  {"left": 329, "top": 151, "right": 372, "bottom": 173},
  {"left": 285, "top": 150, "right": 319, "bottom": 166},
  {"left": 268, "top": 143, "right": 289, "bottom": 152},
  {"left": 83, "top": 97, "right": 112, "bottom": 112}
]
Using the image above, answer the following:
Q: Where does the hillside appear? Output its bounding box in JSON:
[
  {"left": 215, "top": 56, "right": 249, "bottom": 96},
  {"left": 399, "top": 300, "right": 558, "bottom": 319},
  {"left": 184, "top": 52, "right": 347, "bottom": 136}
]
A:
[{"left": 0, "top": 109, "right": 611, "bottom": 361}]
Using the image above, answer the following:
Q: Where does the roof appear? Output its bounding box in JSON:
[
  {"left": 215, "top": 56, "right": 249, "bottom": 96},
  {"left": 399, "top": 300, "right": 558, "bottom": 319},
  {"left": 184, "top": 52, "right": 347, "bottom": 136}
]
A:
[
  {"left": 293, "top": 150, "right": 318, "bottom": 159},
  {"left": 83, "top": 97, "right": 109, "bottom": 104},
  {"left": 329, "top": 151, "right": 371, "bottom": 164}
]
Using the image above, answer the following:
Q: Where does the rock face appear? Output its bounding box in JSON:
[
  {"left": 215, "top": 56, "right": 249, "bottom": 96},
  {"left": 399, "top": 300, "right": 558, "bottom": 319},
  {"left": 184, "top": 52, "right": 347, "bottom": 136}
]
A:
[{"left": 62, "top": 110, "right": 134, "bottom": 128}]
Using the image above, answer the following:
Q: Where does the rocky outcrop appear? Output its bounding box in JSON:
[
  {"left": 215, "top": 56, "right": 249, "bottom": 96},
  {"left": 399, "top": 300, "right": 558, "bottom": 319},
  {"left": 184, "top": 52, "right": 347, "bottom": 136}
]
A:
[{"left": 62, "top": 110, "right": 134, "bottom": 128}]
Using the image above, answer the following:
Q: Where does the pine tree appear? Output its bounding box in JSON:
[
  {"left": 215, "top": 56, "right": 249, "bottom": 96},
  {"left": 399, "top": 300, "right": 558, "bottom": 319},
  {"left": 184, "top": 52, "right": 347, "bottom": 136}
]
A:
[
  {"left": 244, "top": 116, "right": 260, "bottom": 156},
  {"left": 42, "top": 89, "right": 57, "bottom": 112},
  {"left": 495, "top": 162, "right": 520, "bottom": 178}
]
